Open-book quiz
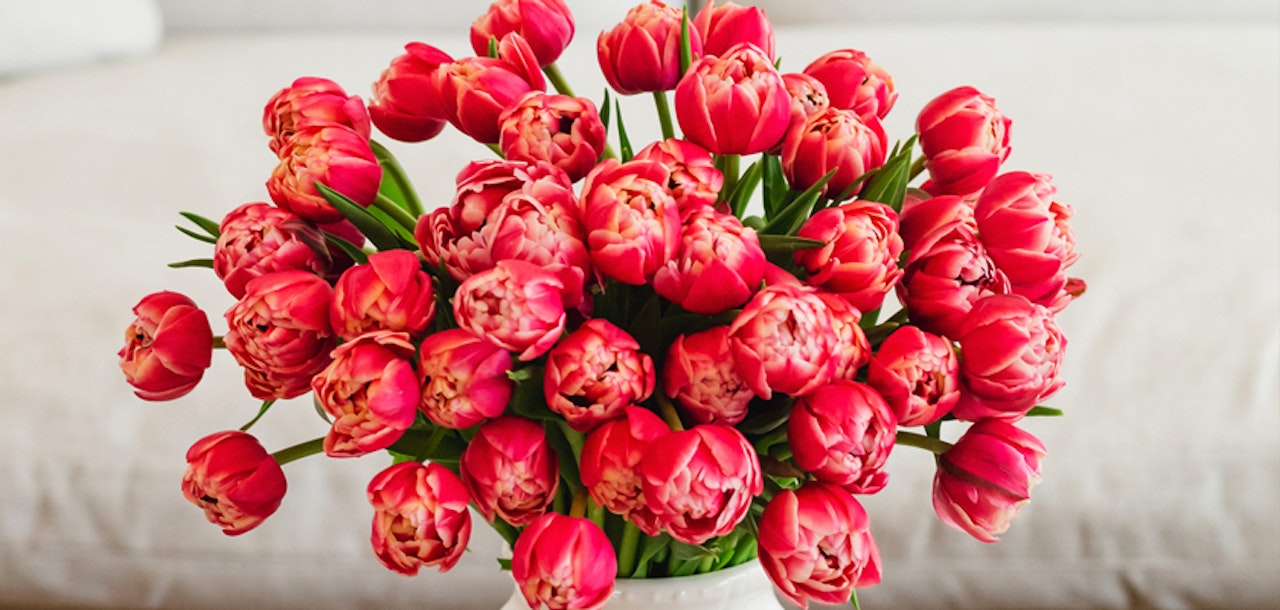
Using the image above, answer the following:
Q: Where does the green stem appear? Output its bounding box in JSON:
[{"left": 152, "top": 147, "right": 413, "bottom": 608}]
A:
[
  {"left": 543, "top": 62, "right": 577, "bottom": 97},
  {"left": 655, "top": 393, "right": 685, "bottom": 431},
  {"left": 616, "top": 521, "right": 643, "bottom": 577},
  {"left": 569, "top": 487, "right": 589, "bottom": 518},
  {"left": 271, "top": 437, "right": 325, "bottom": 466},
  {"left": 556, "top": 420, "right": 585, "bottom": 462},
  {"left": 370, "top": 140, "right": 424, "bottom": 218},
  {"left": 895, "top": 430, "right": 953, "bottom": 455},
  {"left": 718, "top": 154, "right": 741, "bottom": 207},
  {"left": 212, "top": 336, "right": 225, "bottom": 349},
  {"left": 696, "top": 555, "right": 715, "bottom": 574},
  {"left": 908, "top": 154, "right": 926, "bottom": 182},
  {"left": 373, "top": 193, "right": 419, "bottom": 232},
  {"left": 238, "top": 400, "right": 276, "bottom": 432},
  {"left": 485, "top": 142, "right": 504, "bottom": 158},
  {"left": 652, "top": 91, "right": 675, "bottom": 140}
]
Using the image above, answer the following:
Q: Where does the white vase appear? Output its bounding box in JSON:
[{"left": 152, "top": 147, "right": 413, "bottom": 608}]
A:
[{"left": 499, "top": 559, "right": 784, "bottom": 610}]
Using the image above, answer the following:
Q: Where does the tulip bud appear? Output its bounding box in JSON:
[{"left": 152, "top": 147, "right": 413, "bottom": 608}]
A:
[
  {"left": 653, "top": 207, "right": 766, "bottom": 315},
  {"left": 460, "top": 416, "right": 559, "bottom": 526},
  {"left": 579, "top": 406, "right": 669, "bottom": 531},
  {"left": 794, "top": 200, "right": 902, "bottom": 313},
  {"left": 417, "top": 329, "right": 514, "bottom": 430},
  {"left": 788, "top": 380, "right": 897, "bottom": 494},
  {"left": 544, "top": 319, "right": 655, "bottom": 432},
  {"left": 368, "top": 461, "right": 472, "bottom": 575},
  {"left": 214, "top": 202, "right": 329, "bottom": 299},
  {"left": 511, "top": 513, "right": 616, "bottom": 610},
  {"left": 693, "top": 1, "right": 776, "bottom": 60},
  {"left": 330, "top": 249, "right": 436, "bottom": 341},
  {"left": 119, "top": 291, "right": 214, "bottom": 401},
  {"left": 579, "top": 159, "right": 681, "bottom": 286},
  {"left": 264, "top": 76, "right": 371, "bottom": 155},
  {"left": 674, "top": 43, "right": 790, "bottom": 155},
  {"left": 933, "top": 420, "right": 1046, "bottom": 542},
  {"left": 223, "top": 270, "right": 336, "bottom": 400},
  {"left": 781, "top": 108, "right": 886, "bottom": 200},
  {"left": 640, "top": 424, "right": 762, "bottom": 545},
  {"left": 597, "top": 0, "right": 703, "bottom": 95},
  {"left": 181, "top": 431, "right": 286, "bottom": 536},
  {"left": 916, "top": 85, "right": 1011, "bottom": 198},
  {"left": 312, "top": 331, "right": 420, "bottom": 457},
  {"left": 266, "top": 125, "right": 382, "bottom": 224},
  {"left": 866, "top": 325, "right": 960, "bottom": 427},
  {"left": 952, "top": 294, "right": 1066, "bottom": 421},
  {"left": 470, "top": 0, "right": 575, "bottom": 67},
  {"left": 368, "top": 43, "right": 451, "bottom": 142}
]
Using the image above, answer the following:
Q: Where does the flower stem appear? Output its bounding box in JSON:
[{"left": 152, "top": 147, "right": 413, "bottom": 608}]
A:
[
  {"left": 485, "top": 142, "right": 504, "bottom": 158},
  {"left": 543, "top": 62, "right": 577, "bottom": 98},
  {"left": 718, "top": 154, "right": 741, "bottom": 206},
  {"left": 895, "top": 430, "right": 953, "bottom": 455},
  {"left": 570, "top": 487, "right": 589, "bottom": 518},
  {"left": 369, "top": 140, "right": 424, "bottom": 218},
  {"left": 373, "top": 193, "right": 419, "bottom": 232},
  {"left": 616, "top": 521, "right": 643, "bottom": 577},
  {"left": 238, "top": 400, "right": 276, "bottom": 432},
  {"left": 271, "top": 437, "right": 325, "bottom": 466},
  {"left": 212, "top": 336, "right": 225, "bottom": 349},
  {"left": 652, "top": 91, "right": 675, "bottom": 140},
  {"left": 655, "top": 393, "right": 685, "bottom": 431},
  {"left": 908, "top": 154, "right": 926, "bottom": 182}
]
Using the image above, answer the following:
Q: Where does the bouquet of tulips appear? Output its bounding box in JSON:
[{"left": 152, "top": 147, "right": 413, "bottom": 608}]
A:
[{"left": 117, "top": 0, "right": 1086, "bottom": 608}]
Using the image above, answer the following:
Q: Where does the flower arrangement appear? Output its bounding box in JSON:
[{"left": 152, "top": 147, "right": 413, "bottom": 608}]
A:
[{"left": 117, "top": 1, "right": 1086, "bottom": 608}]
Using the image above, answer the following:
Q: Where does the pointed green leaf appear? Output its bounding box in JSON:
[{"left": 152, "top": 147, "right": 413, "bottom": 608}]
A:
[
  {"left": 487, "top": 35, "right": 499, "bottom": 59},
  {"left": 167, "top": 258, "right": 213, "bottom": 269},
  {"left": 760, "top": 169, "right": 835, "bottom": 235},
  {"left": 179, "top": 211, "right": 222, "bottom": 237},
  {"left": 175, "top": 225, "right": 218, "bottom": 244},
  {"left": 761, "top": 154, "right": 787, "bottom": 219},
  {"left": 729, "top": 159, "right": 763, "bottom": 219},
  {"left": 679, "top": 8, "right": 693, "bottom": 74},
  {"left": 600, "top": 89, "right": 612, "bottom": 131},
  {"left": 1026, "top": 406, "right": 1065, "bottom": 417},
  {"left": 614, "top": 98, "right": 633, "bottom": 162},
  {"left": 756, "top": 234, "right": 825, "bottom": 257},
  {"left": 315, "top": 182, "right": 408, "bottom": 251},
  {"left": 323, "top": 231, "right": 369, "bottom": 265}
]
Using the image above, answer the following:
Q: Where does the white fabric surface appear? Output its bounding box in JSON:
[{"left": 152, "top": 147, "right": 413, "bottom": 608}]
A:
[
  {"left": 0, "top": 19, "right": 1276, "bottom": 610},
  {"left": 0, "top": 0, "right": 163, "bottom": 75}
]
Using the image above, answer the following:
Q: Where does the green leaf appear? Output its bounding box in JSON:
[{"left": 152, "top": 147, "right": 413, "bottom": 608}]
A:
[
  {"left": 851, "top": 588, "right": 861, "bottom": 610},
  {"left": 487, "top": 35, "right": 499, "bottom": 59},
  {"left": 760, "top": 169, "right": 835, "bottom": 236},
  {"left": 1026, "top": 405, "right": 1065, "bottom": 417},
  {"left": 860, "top": 136, "right": 918, "bottom": 213},
  {"left": 238, "top": 400, "right": 276, "bottom": 432},
  {"left": 632, "top": 534, "right": 672, "bottom": 578},
  {"left": 761, "top": 154, "right": 787, "bottom": 219},
  {"left": 179, "top": 211, "right": 221, "bottom": 237},
  {"left": 600, "top": 89, "right": 612, "bottom": 131},
  {"left": 679, "top": 8, "right": 693, "bottom": 74},
  {"left": 315, "top": 182, "right": 409, "bottom": 251},
  {"left": 728, "top": 159, "right": 763, "bottom": 219},
  {"left": 508, "top": 365, "right": 558, "bottom": 422},
  {"left": 175, "top": 225, "right": 218, "bottom": 244},
  {"left": 756, "top": 234, "right": 825, "bottom": 257},
  {"left": 313, "top": 396, "right": 333, "bottom": 424},
  {"left": 542, "top": 421, "right": 583, "bottom": 495},
  {"left": 323, "top": 231, "right": 369, "bottom": 265},
  {"left": 167, "top": 258, "right": 213, "bottom": 269},
  {"left": 496, "top": 558, "right": 512, "bottom": 571},
  {"left": 614, "top": 98, "right": 633, "bottom": 162}
]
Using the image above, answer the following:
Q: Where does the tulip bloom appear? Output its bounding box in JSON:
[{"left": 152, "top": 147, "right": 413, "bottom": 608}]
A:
[
  {"left": 781, "top": 72, "right": 830, "bottom": 121},
  {"left": 498, "top": 91, "right": 607, "bottom": 182},
  {"left": 803, "top": 49, "right": 896, "bottom": 121},
  {"left": 866, "top": 326, "right": 960, "bottom": 427},
  {"left": 470, "top": 0, "right": 575, "bottom": 67},
  {"left": 917, "top": 85, "right": 1012, "bottom": 198},
  {"left": 223, "top": 270, "right": 336, "bottom": 400},
  {"left": 632, "top": 138, "right": 723, "bottom": 214},
  {"left": 974, "top": 172, "right": 1083, "bottom": 312},
  {"left": 816, "top": 290, "right": 872, "bottom": 382},
  {"left": 693, "top": 1, "right": 776, "bottom": 60},
  {"left": 728, "top": 282, "right": 840, "bottom": 400},
  {"left": 675, "top": 43, "right": 790, "bottom": 155},
  {"left": 417, "top": 329, "right": 513, "bottom": 429},
  {"left": 429, "top": 35, "right": 545, "bottom": 144},
  {"left": 460, "top": 416, "right": 559, "bottom": 526},
  {"left": 795, "top": 200, "right": 902, "bottom": 313},
  {"left": 329, "top": 249, "right": 436, "bottom": 341},
  {"left": 484, "top": 184, "right": 592, "bottom": 308},
  {"left": 368, "top": 461, "right": 473, "bottom": 575},
  {"left": 758, "top": 483, "right": 881, "bottom": 608},
  {"left": 782, "top": 108, "right": 886, "bottom": 200},
  {"left": 578, "top": 406, "right": 670, "bottom": 532},
  {"left": 640, "top": 424, "right": 762, "bottom": 545},
  {"left": 266, "top": 125, "right": 382, "bottom": 224},
  {"left": 452, "top": 260, "right": 566, "bottom": 361},
  {"left": 449, "top": 159, "right": 572, "bottom": 234},
  {"left": 213, "top": 202, "right": 329, "bottom": 299},
  {"left": 312, "top": 331, "right": 420, "bottom": 457},
  {"left": 653, "top": 207, "right": 766, "bottom": 315},
  {"left": 663, "top": 326, "right": 754, "bottom": 426},
  {"left": 952, "top": 294, "right": 1066, "bottom": 421},
  {"left": 933, "top": 419, "right": 1046, "bottom": 542},
  {"left": 543, "top": 319, "right": 655, "bottom": 432},
  {"left": 368, "top": 43, "right": 451, "bottom": 142},
  {"left": 181, "top": 431, "right": 286, "bottom": 536},
  {"left": 119, "top": 291, "right": 214, "bottom": 401},
  {"left": 511, "top": 513, "right": 617, "bottom": 610},
  {"left": 788, "top": 380, "right": 897, "bottom": 494},
  {"left": 263, "top": 76, "right": 371, "bottom": 154},
  {"left": 579, "top": 159, "right": 681, "bottom": 286},
  {"left": 597, "top": 0, "right": 703, "bottom": 95}
]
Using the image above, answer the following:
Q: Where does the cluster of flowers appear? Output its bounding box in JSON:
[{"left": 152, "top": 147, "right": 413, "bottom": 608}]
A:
[{"left": 117, "top": 1, "right": 1085, "bottom": 608}]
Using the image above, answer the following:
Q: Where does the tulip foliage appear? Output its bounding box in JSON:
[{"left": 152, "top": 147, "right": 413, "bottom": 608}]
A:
[{"left": 120, "top": 1, "right": 1086, "bottom": 608}]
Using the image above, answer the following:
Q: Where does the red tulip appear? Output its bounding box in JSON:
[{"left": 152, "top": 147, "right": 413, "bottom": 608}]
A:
[
  {"left": 119, "top": 291, "right": 213, "bottom": 401},
  {"left": 181, "top": 431, "right": 286, "bottom": 536}
]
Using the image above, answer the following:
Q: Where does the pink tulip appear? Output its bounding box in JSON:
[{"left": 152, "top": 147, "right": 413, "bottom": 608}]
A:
[
  {"left": 470, "top": 0, "right": 575, "bottom": 67},
  {"left": 803, "top": 49, "right": 896, "bottom": 121},
  {"left": 579, "top": 406, "right": 670, "bottom": 532},
  {"left": 430, "top": 35, "right": 545, "bottom": 144},
  {"left": 223, "top": 270, "right": 336, "bottom": 400},
  {"left": 498, "top": 91, "right": 607, "bottom": 182},
  {"left": 367, "top": 461, "right": 473, "bottom": 575},
  {"left": 312, "top": 331, "right": 419, "bottom": 457},
  {"left": 632, "top": 138, "right": 723, "bottom": 214},
  {"left": 974, "top": 172, "right": 1083, "bottom": 312},
  {"left": 693, "top": 1, "right": 776, "bottom": 60},
  {"left": 368, "top": 43, "right": 451, "bottom": 142},
  {"left": 917, "top": 86, "right": 1012, "bottom": 198},
  {"left": 653, "top": 207, "right": 765, "bottom": 314},
  {"left": 119, "top": 291, "right": 213, "bottom": 401},
  {"left": 780, "top": 72, "right": 830, "bottom": 121},
  {"left": 512, "top": 513, "right": 616, "bottom": 610},
  {"left": 460, "top": 416, "right": 559, "bottom": 526},
  {"left": 640, "top": 424, "right": 762, "bottom": 545},
  {"left": 579, "top": 158, "right": 681, "bottom": 286},
  {"left": 815, "top": 292, "right": 871, "bottom": 382},
  {"left": 213, "top": 202, "right": 329, "bottom": 299},
  {"left": 728, "top": 282, "right": 840, "bottom": 400},
  {"left": 181, "top": 431, "right": 286, "bottom": 536},
  {"left": 933, "top": 420, "right": 1046, "bottom": 542},
  {"left": 329, "top": 249, "right": 435, "bottom": 342},
  {"left": 449, "top": 159, "right": 572, "bottom": 234},
  {"left": 796, "top": 200, "right": 902, "bottom": 315},
  {"left": 597, "top": 0, "right": 703, "bottom": 95},
  {"left": 267, "top": 125, "right": 382, "bottom": 224},
  {"left": 781, "top": 108, "right": 886, "bottom": 200},
  {"left": 866, "top": 326, "right": 960, "bottom": 427},
  {"left": 263, "top": 76, "right": 371, "bottom": 155},
  {"left": 675, "top": 43, "right": 790, "bottom": 155},
  {"left": 788, "top": 380, "right": 897, "bottom": 494},
  {"left": 663, "top": 326, "right": 754, "bottom": 426},
  {"left": 544, "top": 319, "right": 655, "bottom": 432},
  {"left": 758, "top": 482, "right": 881, "bottom": 608},
  {"left": 952, "top": 294, "right": 1066, "bottom": 421},
  {"left": 417, "top": 329, "right": 513, "bottom": 429},
  {"left": 452, "top": 260, "right": 566, "bottom": 361}
]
